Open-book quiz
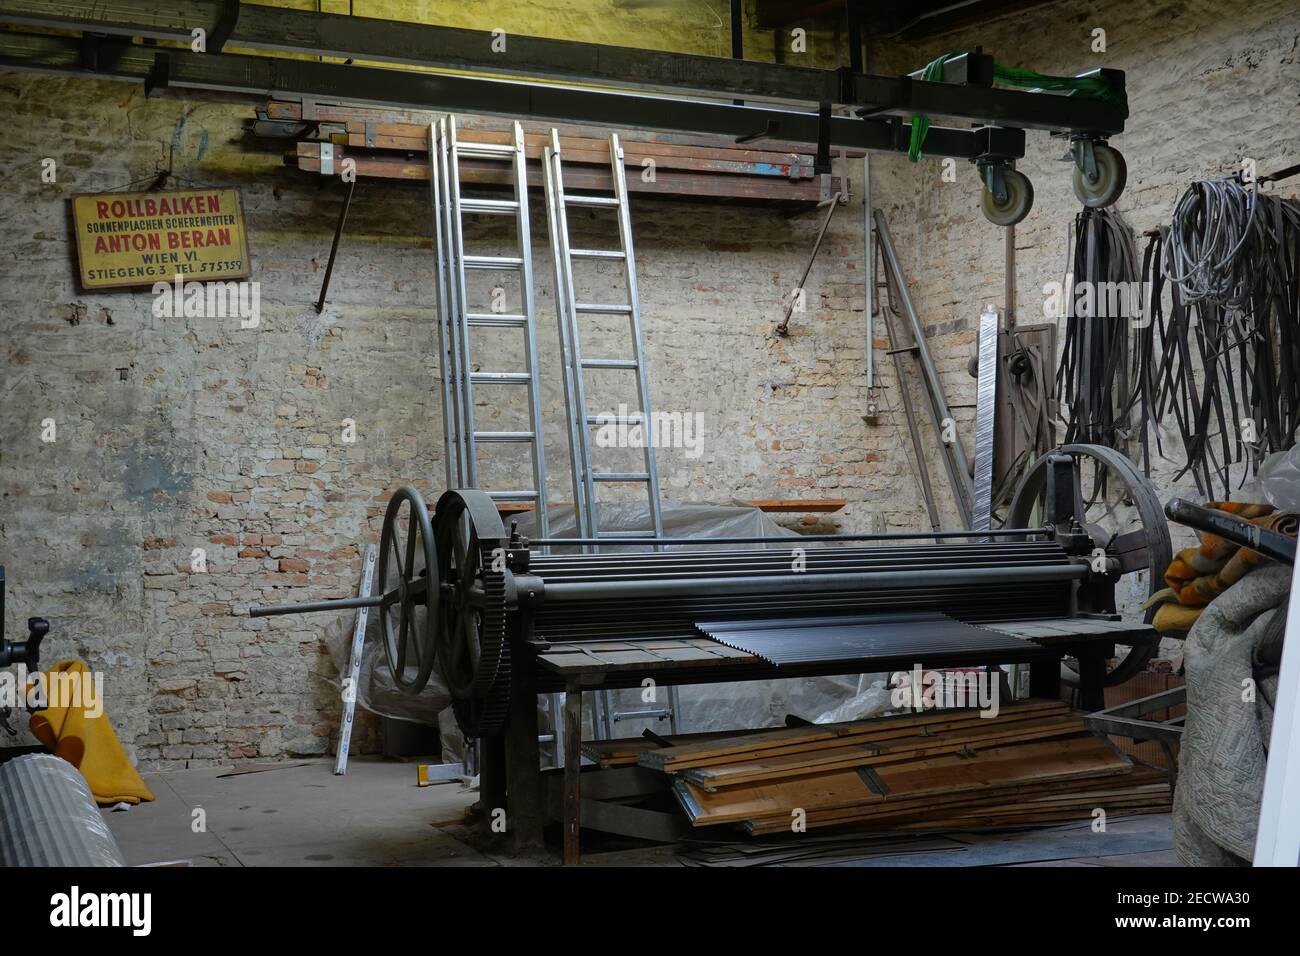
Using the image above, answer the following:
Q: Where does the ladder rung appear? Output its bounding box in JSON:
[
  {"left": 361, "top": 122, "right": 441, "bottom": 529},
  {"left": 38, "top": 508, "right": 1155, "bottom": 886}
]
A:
[
  {"left": 467, "top": 313, "right": 528, "bottom": 327},
  {"left": 570, "top": 248, "right": 626, "bottom": 260},
  {"left": 463, "top": 254, "right": 523, "bottom": 270},
  {"left": 470, "top": 372, "right": 531, "bottom": 385},
  {"left": 574, "top": 303, "right": 632, "bottom": 314},
  {"left": 459, "top": 197, "right": 520, "bottom": 215},
  {"left": 485, "top": 490, "right": 538, "bottom": 501},
  {"left": 456, "top": 142, "right": 517, "bottom": 159},
  {"left": 592, "top": 472, "right": 650, "bottom": 482},
  {"left": 580, "top": 358, "right": 638, "bottom": 369},
  {"left": 565, "top": 194, "right": 619, "bottom": 208},
  {"left": 474, "top": 431, "right": 535, "bottom": 443},
  {"left": 586, "top": 414, "right": 644, "bottom": 425}
]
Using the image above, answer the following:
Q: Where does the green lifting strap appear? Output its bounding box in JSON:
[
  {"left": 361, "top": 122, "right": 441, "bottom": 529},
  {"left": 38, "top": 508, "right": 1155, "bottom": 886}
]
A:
[{"left": 908, "top": 54, "right": 1126, "bottom": 162}]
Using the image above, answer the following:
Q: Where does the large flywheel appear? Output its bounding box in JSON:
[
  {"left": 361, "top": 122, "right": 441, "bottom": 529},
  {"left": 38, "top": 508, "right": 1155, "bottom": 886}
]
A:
[
  {"left": 1005, "top": 443, "right": 1172, "bottom": 686},
  {"left": 434, "top": 489, "right": 512, "bottom": 737},
  {"left": 377, "top": 486, "right": 439, "bottom": 694}
]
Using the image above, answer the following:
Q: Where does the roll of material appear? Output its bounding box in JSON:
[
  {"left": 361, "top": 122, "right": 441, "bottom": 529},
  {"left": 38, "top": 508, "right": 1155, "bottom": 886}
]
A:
[{"left": 0, "top": 754, "right": 125, "bottom": 866}]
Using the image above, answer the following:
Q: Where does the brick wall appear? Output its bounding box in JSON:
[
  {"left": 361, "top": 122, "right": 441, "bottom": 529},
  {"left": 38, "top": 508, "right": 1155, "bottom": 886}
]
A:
[{"left": 1, "top": 0, "right": 1295, "bottom": 766}]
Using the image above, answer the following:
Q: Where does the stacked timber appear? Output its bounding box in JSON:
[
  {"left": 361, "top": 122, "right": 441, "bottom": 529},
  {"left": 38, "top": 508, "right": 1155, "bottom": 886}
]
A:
[{"left": 611, "top": 700, "right": 1170, "bottom": 835}]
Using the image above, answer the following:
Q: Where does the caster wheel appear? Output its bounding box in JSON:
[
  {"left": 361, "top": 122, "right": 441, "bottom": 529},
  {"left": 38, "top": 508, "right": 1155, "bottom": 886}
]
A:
[
  {"left": 981, "top": 168, "right": 1034, "bottom": 226},
  {"left": 1073, "top": 144, "right": 1127, "bottom": 208}
]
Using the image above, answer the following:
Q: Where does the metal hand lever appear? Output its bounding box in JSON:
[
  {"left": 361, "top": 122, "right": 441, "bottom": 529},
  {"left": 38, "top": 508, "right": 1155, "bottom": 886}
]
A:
[{"left": 1164, "top": 498, "right": 1296, "bottom": 566}]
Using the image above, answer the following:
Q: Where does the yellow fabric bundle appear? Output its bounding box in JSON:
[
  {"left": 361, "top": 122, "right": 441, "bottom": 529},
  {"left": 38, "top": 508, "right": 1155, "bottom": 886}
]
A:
[
  {"left": 29, "top": 659, "right": 155, "bottom": 806},
  {"left": 1146, "top": 502, "right": 1298, "bottom": 634}
]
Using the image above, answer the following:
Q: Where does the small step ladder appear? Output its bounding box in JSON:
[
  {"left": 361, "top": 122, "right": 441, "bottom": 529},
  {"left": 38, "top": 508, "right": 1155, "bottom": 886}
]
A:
[
  {"left": 430, "top": 116, "right": 550, "bottom": 535},
  {"left": 542, "top": 129, "right": 679, "bottom": 739},
  {"left": 542, "top": 129, "right": 664, "bottom": 545}
]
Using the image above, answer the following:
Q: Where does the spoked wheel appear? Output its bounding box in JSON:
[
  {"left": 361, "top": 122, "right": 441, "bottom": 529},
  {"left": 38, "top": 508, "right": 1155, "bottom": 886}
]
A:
[
  {"left": 434, "top": 489, "right": 511, "bottom": 737},
  {"left": 377, "top": 486, "right": 439, "bottom": 694},
  {"left": 1005, "top": 444, "right": 1172, "bottom": 686}
]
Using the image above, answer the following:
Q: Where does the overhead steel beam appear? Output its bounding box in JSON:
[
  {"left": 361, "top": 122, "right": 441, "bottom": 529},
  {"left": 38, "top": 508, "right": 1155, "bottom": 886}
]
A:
[
  {"left": 0, "top": 0, "right": 1126, "bottom": 134},
  {"left": 0, "top": 33, "right": 1026, "bottom": 160}
]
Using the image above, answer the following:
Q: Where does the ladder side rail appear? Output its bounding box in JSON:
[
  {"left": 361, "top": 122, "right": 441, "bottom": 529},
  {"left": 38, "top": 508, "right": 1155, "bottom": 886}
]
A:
[
  {"left": 446, "top": 117, "right": 481, "bottom": 487},
  {"left": 549, "top": 134, "right": 602, "bottom": 539},
  {"left": 511, "top": 120, "right": 551, "bottom": 538},
  {"left": 609, "top": 133, "right": 666, "bottom": 540},
  {"left": 431, "top": 118, "right": 464, "bottom": 489},
  {"left": 543, "top": 136, "right": 590, "bottom": 543}
]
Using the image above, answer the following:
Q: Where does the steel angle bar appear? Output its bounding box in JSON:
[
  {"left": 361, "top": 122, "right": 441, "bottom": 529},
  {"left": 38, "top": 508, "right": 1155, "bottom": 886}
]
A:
[
  {"left": 874, "top": 210, "right": 975, "bottom": 526},
  {"left": 0, "top": 32, "right": 1026, "bottom": 161},
  {"left": 0, "top": 1, "right": 1126, "bottom": 133}
]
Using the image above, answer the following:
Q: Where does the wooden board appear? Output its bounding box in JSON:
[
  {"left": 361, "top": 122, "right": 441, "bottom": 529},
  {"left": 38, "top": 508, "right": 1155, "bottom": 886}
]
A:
[
  {"left": 743, "top": 499, "right": 848, "bottom": 513},
  {"left": 537, "top": 638, "right": 757, "bottom": 677},
  {"left": 675, "top": 736, "right": 1133, "bottom": 826},
  {"left": 987, "top": 617, "right": 1158, "bottom": 647},
  {"left": 638, "top": 700, "right": 1070, "bottom": 771},
  {"left": 296, "top": 143, "right": 842, "bottom": 202},
  {"left": 265, "top": 100, "right": 862, "bottom": 162},
  {"left": 682, "top": 714, "right": 1087, "bottom": 790}
]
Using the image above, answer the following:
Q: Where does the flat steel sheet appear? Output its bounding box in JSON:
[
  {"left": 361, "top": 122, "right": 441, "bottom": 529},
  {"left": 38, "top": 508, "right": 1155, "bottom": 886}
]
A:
[{"left": 694, "top": 612, "right": 1030, "bottom": 666}]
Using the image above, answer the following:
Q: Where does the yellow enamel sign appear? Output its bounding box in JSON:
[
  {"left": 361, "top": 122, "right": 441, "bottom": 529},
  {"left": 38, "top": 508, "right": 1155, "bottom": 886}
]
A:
[{"left": 71, "top": 188, "right": 251, "bottom": 290}]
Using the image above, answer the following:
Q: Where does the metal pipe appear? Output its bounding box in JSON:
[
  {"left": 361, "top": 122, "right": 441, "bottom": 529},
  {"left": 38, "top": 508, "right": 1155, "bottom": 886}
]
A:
[
  {"left": 251, "top": 595, "right": 382, "bottom": 617},
  {"left": 530, "top": 527, "right": 1046, "bottom": 546},
  {"left": 1165, "top": 498, "right": 1296, "bottom": 565},
  {"left": 775, "top": 192, "right": 841, "bottom": 336},
  {"left": 314, "top": 176, "right": 356, "bottom": 313},
  {"left": 539, "top": 563, "right": 1087, "bottom": 602},
  {"left": 863, "top": 156, "right": 875, "bottom": 388}
]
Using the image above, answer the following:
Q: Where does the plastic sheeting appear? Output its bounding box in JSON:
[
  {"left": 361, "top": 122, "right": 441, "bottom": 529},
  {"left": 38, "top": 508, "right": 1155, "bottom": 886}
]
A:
[
  {"left": 321, "top": 598, "right": 449, "bottom": 732},
  {"left": 1258, "top": 446, "right": 1300, "bottom": 511}
]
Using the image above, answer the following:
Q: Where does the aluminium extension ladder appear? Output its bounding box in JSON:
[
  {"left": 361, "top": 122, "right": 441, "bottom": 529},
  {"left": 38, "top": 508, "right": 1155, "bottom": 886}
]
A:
[
  {"left": 430, "top": 116, "right": 550, "bottom": 536},
  {"left": 541, "top": 128, "right": 680, "bottom": 739},
  {"left": 542, "top": 129, "right": 665, "bottom": 546},
  {"left": 430, "top": 116, "right": 565, "bottom": 765}
]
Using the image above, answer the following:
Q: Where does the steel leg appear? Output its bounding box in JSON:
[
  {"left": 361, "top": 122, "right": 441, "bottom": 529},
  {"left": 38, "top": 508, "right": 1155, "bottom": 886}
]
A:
[{"left": 563, "top": 682, "right": 583, "bottom": 864}]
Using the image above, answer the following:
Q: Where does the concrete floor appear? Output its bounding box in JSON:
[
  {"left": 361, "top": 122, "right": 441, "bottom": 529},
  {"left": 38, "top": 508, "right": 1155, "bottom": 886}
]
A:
[
  {"left": 104, "top": 758, "right": 493, "bottom": 867},
  {"left": 103, "top": 757, "right": 1177, "bottom": 867}
]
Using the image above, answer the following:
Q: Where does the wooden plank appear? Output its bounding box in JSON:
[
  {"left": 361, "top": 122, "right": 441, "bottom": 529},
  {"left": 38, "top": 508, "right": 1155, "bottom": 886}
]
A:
[
  {"left": 537, "top": 639, "right": 761, "bottom": 675},
  {"left": 295, "top": 145, "right": 839, "bottom": 201},
  {"left": 743, "top": 499, "right": 848, "bottom": 513},
  {"left": 676, "top": 736, "right": 1131, "bottom": 826},
  {"left": 638, "top": 700, "right": 1069, "bottom": 771},
  {"left": 344, "top": 122, "right": 816, "bottom": 177},
  {"left": 265, "top": 100, "right": 855, "bottom": 160},
  {"left": 743, "top": 771, "right": 1170, "bottom": 833},
  {"left": 683, "top": 714, "right": 1088, "bottom": 790}
]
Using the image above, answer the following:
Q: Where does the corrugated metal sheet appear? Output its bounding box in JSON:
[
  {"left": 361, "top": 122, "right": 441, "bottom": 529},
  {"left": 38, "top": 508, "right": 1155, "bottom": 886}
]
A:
[{"left": 694, "top": 612, "right": 1031, "bottom": 666}]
